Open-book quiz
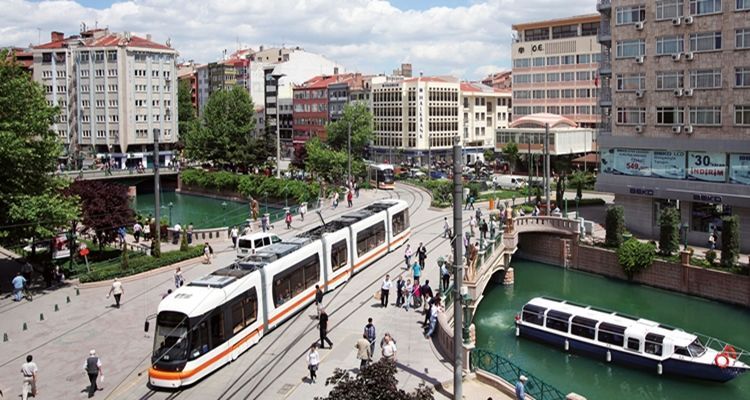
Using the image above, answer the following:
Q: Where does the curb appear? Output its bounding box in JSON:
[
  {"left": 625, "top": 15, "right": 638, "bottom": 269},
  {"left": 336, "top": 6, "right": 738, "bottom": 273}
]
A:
[{"left": 75, "top": 254, "right": 208, "bottom": 289}]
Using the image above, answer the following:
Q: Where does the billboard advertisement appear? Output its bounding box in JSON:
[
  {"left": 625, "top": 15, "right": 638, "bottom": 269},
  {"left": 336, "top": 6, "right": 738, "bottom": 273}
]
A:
[
  {"left": 687, "top": 152, "right": 727, "bottom": 182},
  {"left": 729, "top": 153, "right": 750, "bottom": 185},
  {"left": 652, "top": 150, "right": 686, "bottom": 180},
  {"left": 613, "top": 149, "right": 652, "bottom": 176}
]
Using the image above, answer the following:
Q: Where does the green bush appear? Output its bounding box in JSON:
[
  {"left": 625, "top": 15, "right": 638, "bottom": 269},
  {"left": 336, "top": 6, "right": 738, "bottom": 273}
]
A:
[
  {"left": 406, "top": 179, "right": 453, "bottom": 208},
  {"left": 705, "top": 249, "right": 717, "bottom": 266},
  {"left": 605, "top": 205, "right": 625, "bottom": 248},
  {"left": 79, "top": 246, "right": 203, "bottom": 283},
  {"left": 721, "top": 215, "right": 740, "bottom": 269},
  {"left": 658, "top": 207, "right": 680, "bottom": 256},
  {"left": 181, "top": 169, "right": 320, "bottom": 204},
  {"left": 617, "top": 239, "right": 655, "bottom": 279}
]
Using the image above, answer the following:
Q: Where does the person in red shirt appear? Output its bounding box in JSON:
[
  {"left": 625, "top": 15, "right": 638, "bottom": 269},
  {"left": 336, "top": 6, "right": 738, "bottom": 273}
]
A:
[{"left": 347, "top": 190, "right": 353, "bottom": 207}]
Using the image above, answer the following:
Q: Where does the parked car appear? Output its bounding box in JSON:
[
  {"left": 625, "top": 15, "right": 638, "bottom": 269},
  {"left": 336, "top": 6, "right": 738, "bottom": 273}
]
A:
[{"left": 491, "top": 175, "right": 527, "bottom": 190}]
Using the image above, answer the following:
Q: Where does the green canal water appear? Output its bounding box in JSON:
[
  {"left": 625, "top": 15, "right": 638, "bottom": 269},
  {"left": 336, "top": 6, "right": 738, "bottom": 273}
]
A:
[
  {"left": 131, "top": 192, "right": 284, "bottom": 229},
  {"left": 474, "top": 260, "right": 750, "bottom": 400}
]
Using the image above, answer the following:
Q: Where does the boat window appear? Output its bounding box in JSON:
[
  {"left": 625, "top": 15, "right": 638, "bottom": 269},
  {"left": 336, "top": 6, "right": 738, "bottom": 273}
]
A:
[
  {"left": 688, "top": 338, "right": 707, "bottom": 357},
  {"left": 356, "top": 221, "right": 386, "bottom": 256},
  {"left": 331, "top": 240, "right": 348, "bottom": 272},
  {"left": 545, "top": 310, "right": 571, "bottom": 332},
  {"left": 674, "top": 346, "right": 691, "bottom": 357},
  {"left": 571, "top": 316, "right": 597, "bottom": 339},
  {"left": 627, "top": 338, "right": 640, "bottom": 352},
  {"left": 597, "top": 323, "right": 626, "bottom": 346},
  {"left": 645, "top": 333, "right": 665, "bottom": 356},
  {"left": 522, "top": 305, "right": 546, "bottom": 325}
]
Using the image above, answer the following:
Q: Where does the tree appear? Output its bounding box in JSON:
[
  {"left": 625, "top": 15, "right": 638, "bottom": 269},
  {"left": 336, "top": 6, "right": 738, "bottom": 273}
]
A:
[
  {"left": 183, "top": 86, "right": 258, "bottom": 168},
  {"left": 325, "top": 102, "right": 373, "bottom": 158},
  {"left": 555, "top": 174, "right": 566, "bottom": 208},
  {"left": 502, "top": 142, "right": 519, "bottom": 175},
  {"left": 483, "top": 148, "right": 496, "bottom": 163},
  {"left": 317, "top": 359, "right": 432, "bottom": 400},
  {"left": 65, "top": 181, "right": 135, "bottom": 250},
  {"left": 618, "top": 238, "right": 655, "bottom": 279},
  {"left": 0, "top": 50, "right": 80, "bottom": 244},
  {"left": 721, "top": 215, "right": 740, "bottom": 269},
  {"left": 304, "top": 137, "right": 348, "bottom": 183},
  {"left": 569, "top": 171, "right": 585, "bottom": 200},
  {"left": 177, "top": 79, "right": 196, "bottom": 138},
  {"left": 605, "top": 205, "right": 625, "bottom": 248},
  {"left": 658, "top": 207, "right": 680, "bottom": 256}
]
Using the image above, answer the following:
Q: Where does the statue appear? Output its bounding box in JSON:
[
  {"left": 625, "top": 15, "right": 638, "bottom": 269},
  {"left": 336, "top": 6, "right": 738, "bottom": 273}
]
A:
[{"left": 469, "top": 323, "right": 476, "bottom": 344}]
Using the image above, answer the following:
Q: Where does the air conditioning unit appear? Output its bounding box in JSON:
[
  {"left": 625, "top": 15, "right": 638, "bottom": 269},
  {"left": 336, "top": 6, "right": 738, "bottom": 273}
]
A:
[
  {"left": 685, "top": 52, "right": 695, "bottom": 61},
  {"left": 672, "top": 17, "right": 682, "bottom": 26},
  {"left": 684, "top": 88, "right": 694, "bottom": 97},
  {"left": 635, "top": 21, "right": 645, "bottom": 31},
  {"left": 635, "top": 56, "right": 645, "bottom": 64},
  {"left": 685, "top": 125, "right": 694, "bottom": 134},
  {"left": 635, "top": 90, "right": 645, "bottom": 98},
  {"left": 635, "top": 125, "right": 644, "bottom": 133},
  {"left": 673, "top": 88, "right": 684, "bottom": 97},
  {"left": 672, "top": 53, "right": 682, "bottom": 62},
  {"left": 684, "top": 16, "right": 694, "bottom": 25},
  {"left": 672, "top": 125, "right": 682, "bottom": 134}
]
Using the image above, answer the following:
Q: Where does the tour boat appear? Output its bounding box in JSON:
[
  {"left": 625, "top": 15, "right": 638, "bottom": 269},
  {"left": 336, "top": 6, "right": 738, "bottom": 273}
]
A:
[{"left": 515, "top": 297, "right": 749, "bottom": 382}]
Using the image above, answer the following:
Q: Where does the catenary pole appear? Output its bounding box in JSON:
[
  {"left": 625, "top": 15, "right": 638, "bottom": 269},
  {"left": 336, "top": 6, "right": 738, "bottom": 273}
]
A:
[
  {"left": 348, "top": 120, "right": 352, "bottom": 184},
  {"left": 544, "top": 122, "right": 551, "bottom": 215},
  {"left": 153, "top": 131, "right": 161, "bottom": 256},
  {"left": 452, "top": 137, "right": 463, "bottom": 399}
]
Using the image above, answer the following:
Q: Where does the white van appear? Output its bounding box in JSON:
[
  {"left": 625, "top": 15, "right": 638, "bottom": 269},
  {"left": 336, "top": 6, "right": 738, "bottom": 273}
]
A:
[
  {"left": 491, "top": 175, "right": 527, "bottom": 190},
  {"left": 236, "top": 232, "right": 282, "bottom": 257}
]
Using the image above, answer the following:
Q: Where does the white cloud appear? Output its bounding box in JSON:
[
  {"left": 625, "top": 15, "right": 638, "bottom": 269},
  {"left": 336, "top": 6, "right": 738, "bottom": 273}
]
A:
[{"left": 2, "top": 0, "right": 596, "bottom": 79}]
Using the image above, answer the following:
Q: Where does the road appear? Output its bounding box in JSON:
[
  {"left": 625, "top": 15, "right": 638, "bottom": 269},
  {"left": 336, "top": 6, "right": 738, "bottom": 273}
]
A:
[{"left": 0, "top": 184, "right": 492, "bottom": 400}]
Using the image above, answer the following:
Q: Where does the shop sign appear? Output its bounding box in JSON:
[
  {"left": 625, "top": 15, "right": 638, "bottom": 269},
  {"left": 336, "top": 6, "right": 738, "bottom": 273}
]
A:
[
  {"left": 692, "top": 194, "right": 722, "bottom": 203},
  {"left": 687, "top": 152, "right": 726, "bottom": 182},
  {"left": 629, "top": 188, "right": 654, "bottom": 196},
  {"left": 613, "top": 149, "right": 652, "bottom": 176},
  {"left": 652, "top": 150, "right": 686, "bottom": 180},
  {"left": 729, "top": 153, "right": 750, "bottom": 185}
]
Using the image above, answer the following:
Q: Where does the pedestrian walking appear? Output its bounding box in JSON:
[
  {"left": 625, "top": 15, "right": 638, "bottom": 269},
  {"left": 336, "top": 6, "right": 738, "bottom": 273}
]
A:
[
  {"left": 319, "top": 308, "right": 333, "bottom": 349},
  {"left": 12, "top": 272, "right": 27, "bottom": 302},
  {"left": 515, "top": 375, "right": 528, "bottom": 400},
  {"left": 708, "top": 231, "right": 716, "bottom": 250},
  {"left": 172, "top": 223, "right": 182, "bottom": 245},
  {"left": 332, "top": 191, "right": 339, "bottom": 209},
  {"left": 143, "top": 219, "right": 151, "bottom": 241},
  {"left": 231, "top": 226, "right": 239, "bottom": 247},
  {"left": 463, "top": 232, "right": 470, "bottom": 254},
  {"left": 441, "top": 262, "right": 451, "bottom": 291},
  {"left": 443, "top": 217, "right": 451, "bottom": 238},
  {"left": 203, "top": 242, "right": 212, "bottom": 264},
  {"left": 347, "top": 190, "right": 353, "bottom": 207},
  {"left": 354, "top": 181, "right": 360, "bottom": 198},
  {"left": 118, "top": 226, "right": 127, "bottom": 246},
  {"left": 314, "top": 284, "right": 324, "bottom": 319},
  {"left": 174, "top": 267, "right": 184, "bottom": 288},
  {"left": 403, "top": 279, "right": 414, "bottom": 311},
  {"left": 479, "top": 218, "right": 488, "bottom": 240},
  {"left": 364, "top": 318, "right": 376, "bottom": 357},
  {"left": 355, "top": 333, "right": 372, "bottom": 370},
  {"left": 468, "top": 195, "right": 475, "bottom": 210},
  {"left": 381, "top": 334, "right": 397, "bottom": 362},
  {"left": 411, "top": 260, "right": 422, "bottom": 285},
  {"left": 469, "top": 215, "right": 477, "bottom": 237},
  {"left": 261, "top": 214, "right": 270, "bottom": 232},
  {"left": 83, "top": 350, "right": 102, "bottom": 398},
  {"left": 395, "top": 275, "right": 405, "bottom": 307},
  {"left": 404, "top": 244, "right": 413, "bottom": 269},
  {"left": 133, "top": 222, "right": 143, "bottom": 243},
  {"left": 464, "top": 194, "right": 471, "bottom": 210},
  {"left": 107, "top": 278, "right": 124, "bottom": 308},
  {"left": 307, "top": 344, "right": 320, "bottom": 383},
  {"left": 475, "top": 207, "right": 482, "bottom": 221},
  {"left": 187, "top": 222, "right": 194, "bottom": 244},
  {"left": 380, "top": 274, "right": 392, "bottom": 307},
  {"left": 299, "top": 202, "right": 307, "bottom": 221},
  {"left": 285, "top": 211, "right": 293, "bottom": 229},
  {"left": 421, "top": 281, "right": 435, "bottom": 324},
  {"left": 417, "top": 242, "right": 427, "bottom": 268},
  {"left": 21, "top": 354, "right": 37, "bottom": 400},
  {"left": 424, "top": 297, "right": 443, "bottom": 338}
]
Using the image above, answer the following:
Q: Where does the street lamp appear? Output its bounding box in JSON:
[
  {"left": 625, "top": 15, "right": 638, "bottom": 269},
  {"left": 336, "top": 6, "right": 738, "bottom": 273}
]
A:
[
  {"left": 168, "top": 202, "right": 174, "bottom": 226},
  {"left": 681, "top": 222, "right": 689, "bottom": 250},
  {"left": 272, "top": 73, "right": 286, "bottom": 178}
]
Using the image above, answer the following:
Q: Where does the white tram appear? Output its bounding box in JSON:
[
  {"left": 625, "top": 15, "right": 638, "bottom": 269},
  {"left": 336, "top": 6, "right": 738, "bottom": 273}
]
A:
[{"left": 149, "top": 200, "right": 410, "bottom": 388}]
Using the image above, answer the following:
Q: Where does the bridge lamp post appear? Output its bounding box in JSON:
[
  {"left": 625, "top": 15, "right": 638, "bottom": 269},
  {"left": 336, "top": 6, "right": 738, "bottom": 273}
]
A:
[{"left": 168, "top": 202, "right": 174, "bottom": 226}]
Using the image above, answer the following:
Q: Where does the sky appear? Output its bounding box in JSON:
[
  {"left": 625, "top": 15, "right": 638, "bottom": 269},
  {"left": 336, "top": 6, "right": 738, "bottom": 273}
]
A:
[{"left": 5, "top": 0, "right": 596, "bottom": 80}]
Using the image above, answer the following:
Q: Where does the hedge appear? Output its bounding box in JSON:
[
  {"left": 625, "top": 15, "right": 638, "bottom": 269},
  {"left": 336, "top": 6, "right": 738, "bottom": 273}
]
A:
[
  {"left": 181, "top": 169, "right": 320, "bottom": 204},
  {"left": 78, "top": 246, "right": 204, "bottom": 283}
]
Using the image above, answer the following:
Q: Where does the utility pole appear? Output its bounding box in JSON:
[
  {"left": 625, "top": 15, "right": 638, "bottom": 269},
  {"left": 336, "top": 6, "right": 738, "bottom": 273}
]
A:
[
  {"left": 527, "top": 136, "right": 532, "bottom": 204},
  {"left": 348, "top": 120, "right": 352, "bottom": 185},
  {"left": 273, "top": 73, "right": 285, "bottom": 178},
  {"left": 153, "top": 131, "right": 161, "bottom": 257},
  {"left": 544, "top": 123, "right": 551, "bottom": 215},
  {"left": 452, "top": 137, "right": 463, "bottom": 400}
]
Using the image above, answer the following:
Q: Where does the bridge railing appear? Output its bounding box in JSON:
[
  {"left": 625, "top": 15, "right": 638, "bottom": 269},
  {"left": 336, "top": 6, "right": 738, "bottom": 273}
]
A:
[
  {"left": 472, "top": 348, "right": 569, "bottom": 400},
  {"left": 56, "top": 167, "right": 179, "bottom": 179},
  {"left": 514, "top": 216, "right": 581, "bottom": 234}
]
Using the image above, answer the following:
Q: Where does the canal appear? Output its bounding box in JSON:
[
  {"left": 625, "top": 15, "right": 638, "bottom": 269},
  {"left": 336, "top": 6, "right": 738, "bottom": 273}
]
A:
[
  {"left": 474, "top": 259, "right": 750, "bottom": 400},
  {"left": 131, "top": 192, "right": 284, "bottom": 229}
]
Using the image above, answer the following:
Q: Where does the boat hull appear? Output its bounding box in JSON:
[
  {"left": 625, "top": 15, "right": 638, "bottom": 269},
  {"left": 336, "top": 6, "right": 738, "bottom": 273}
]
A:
[{"left": 517, "top": 324, "right": 746, "bottom": 383}]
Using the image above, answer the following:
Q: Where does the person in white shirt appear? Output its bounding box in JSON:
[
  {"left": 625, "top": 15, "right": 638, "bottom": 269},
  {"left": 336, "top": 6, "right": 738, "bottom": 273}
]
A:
[
  {"left": 307, "top": 344, "right": 320, "bottom": 383},
  {"left": 299, "top": 202, "right": 307, "bottom": 221},
  {"left": 21, "top": 354, "right": 38, "bottom": 400},
  {"left": 404, "top": 244, "right": 413, "bottom": 269},
  {"left": 83, "top": 350, "right": 102, "bottom": 398},
  {"left": 230, "top": 226, "right": 239, "bottom": 248},
  {"left": 380, "top": 274, "right": 392, "bottom": 308},
  {"left": 173, "top": 223, "right": 182, "bottom": 244},
  {"left": 107, "top": 278, "right": 124, "bottom": 308},
  {"left": 381, "top": 333, "right": 397, "bottom": 361},
  {"left": 174, "top": 267, "right": 184, "bottom": 288}
]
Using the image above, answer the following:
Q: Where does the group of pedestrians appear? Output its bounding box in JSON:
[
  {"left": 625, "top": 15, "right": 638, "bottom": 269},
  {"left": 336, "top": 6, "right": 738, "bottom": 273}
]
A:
[{"left": 18, "top": 349, "right": 104, "bottom": 399}]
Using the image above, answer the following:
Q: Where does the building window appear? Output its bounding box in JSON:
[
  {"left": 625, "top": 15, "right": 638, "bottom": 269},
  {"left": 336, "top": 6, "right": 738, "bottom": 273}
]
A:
[
  {"left": 108, "top": 84, "right": 118, "bottom": 92},
  {"left": 95, "top": 69, "right": 104, "bottom": 77},
  {"left": 581, "top": 22, "right": 598, "bottom": 36},
  {"left": 617, "top": 107, "right": 646, "bottom": 125},
  {"left": 79, "top": 52, "right": 89, "bottom": 63},
  {"left": 109, "top": 99, "right": 118, "bottom": 107},
  {"left": 656, "top": 0, "right": 684, "bottom": 20},
  {"left": 616, "top": 5, "right": 646, "bottom": 25},
  {"left": 532, "top": 57, "right": 545, "bottom": 67},
  {"left": 95, "top": 100, "right": 105, "bottom": 108},
  {"left": 576, "top": 89, "right": 591, "bottom": 98},
  {"left": 561, "top": 106, "right": 575, "bottom": 115},
  {"left": 546, "top": 56, "right": 560, "bottom": 66},
  {"left": 547, "top": 72, "right": 560, "bottom": 82},
  {"left": 96, "top": 115, "right": 105, "bottom": 122},
  {"left": 96, "top": 130, "right": 105, "bottom": 138},
  {"left": 691, "top": 203, "right": 731, "bottom": 232},
  {"left": 576, "top": 106, "right": 591, "bottom": 115},
  {"left": 561, "top": 89, "right": 575, "bottom": 98},
  {"left": 82, "top": 130, "right": 91, "bottom": 137},
  {"left": 739, "top": 0, "right": 750, "bottom": 10},
  {"left": 690, "top": 106, "right": 722, "bottom": 125},
  {"left": 737, "top": 28, "right": 750, "bottom": 49},
  {"left": 107, "top": 50, "right": 117, "bottom": 61},
  {"left": 514, "top": 90, "right": 530, "bottom": 99},
  {"left": 513, "top": 58, "right": 530, "bottom": 68},
  {"left": 514, "top": 74, "right": 531, "bottom": 84},
  {"left": 656, "top": 36, "right": 685, "bottom": 55},
  {"left": 690, "top": 32, "right": 722, "bottom": 52},
  {"left": 95, "top": 85, "right": 104, "bottom": 92},
  {"left": 524, "top": 28, "right": 549, "bottom": 41},
  {"left": 656, "top": 71, "right": 685, "bottom": 89},
  {"left": 547, "top": 89, "right": 560, "bottom": 98},
  {"left": 94, "top": 51, "right": 104, "bottom": 62},
  {"left": 532, "top": 90, "right": 545, "bottom": 99},
  {"left": 108, "top": 69, "right": 117, "bottom": 77},
  {"left": 577, "top": 54, "right": 591, "bottom": 64},
  {"left": 690, "top": 69, "right": 722, "bottom": 88},
  {"left": 616, "top": 39, "right": 646, "bottom": 58},
  {"left": 736, "top": 67, "right": 750, "bottom": 87},
  {"left": 547, "top": 106, "right": 560, "bottom": 114},
  {"left": 80, "top": 69, "right": 89, "bottom": 77},
  {"left": 561, "top": 72, "right": 575, "bottom": 81},
  {"left": 552, "top": 24, "right": 578, "bottom": 39},
  {"left": 656, "top": 107, "right": 685, "bottom": 125},
  {"left": 533, "top": 73, "right": 545, "bottom": 83},
  {"left": 110, "top": 115, "right": 119, "bottom": 122},
  {"left": 690, "top": 0, "right": 721, "bottom": 15},
  {"left": 735, "top": 105, "right": 750, "bottom": 125},
  {"left": 576, "top": 71, "right": 591, "bottom": 81},
  {"left": 561, "top": 55, "right": 575, "bottom": 64},
  {"left": 616, "top": 73, "right": 646, "bottom": 91}
]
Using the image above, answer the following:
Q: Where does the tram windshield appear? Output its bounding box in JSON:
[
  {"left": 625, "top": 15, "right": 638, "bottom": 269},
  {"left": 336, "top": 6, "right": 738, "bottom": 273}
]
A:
[
  {"left": 153, "top": 311, "right": 189, "bottom": 362},
  {"left": 378, "top": 168, "right": 394, "bottom": 183}
]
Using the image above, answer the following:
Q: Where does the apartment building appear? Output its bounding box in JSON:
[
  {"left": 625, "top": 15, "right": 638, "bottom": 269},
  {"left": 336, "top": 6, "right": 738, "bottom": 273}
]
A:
[
  {"left": 32, "top": 29, "right": 178, "bottom": 168},
  {"left": 177, "top": 62, "right": 200, "bottom": 112},
  {"left": 596, "top": 0, "right": 750, "bottom": 251},
  {"left": 512, "top": 14, "right": 602, "bottom": 128},
  {"left": 481, "top": 71, "right": 513, "bottom": 90},
  {"left": 292, "top": 74, "right": 358, "bottom": 140},
  {"left": 461, "top": 82, "right": 512, "bottom": 150}
]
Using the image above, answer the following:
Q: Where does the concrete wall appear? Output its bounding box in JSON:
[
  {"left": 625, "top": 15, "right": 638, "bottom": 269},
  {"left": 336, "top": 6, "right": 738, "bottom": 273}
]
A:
[{"left": 517, "top": 233, "right": 564, "bottom": 266}]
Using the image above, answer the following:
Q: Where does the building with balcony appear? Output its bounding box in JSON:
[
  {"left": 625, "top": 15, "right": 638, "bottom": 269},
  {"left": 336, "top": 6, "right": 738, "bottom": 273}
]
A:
[
  {"left": 596, "top": 0, "right": 750, "bottom": 251},
  {"left": 32, "top": 29, "right": 179, "bottom": 168},
  {"left": 511, "top": 14, "right": 603, "bottom": 129},
  {"left": 461, "top": 82, "right": 512, "bottom": 150},
  {"left": 177, "top": 61, "right": 200, "bottom": 112}
]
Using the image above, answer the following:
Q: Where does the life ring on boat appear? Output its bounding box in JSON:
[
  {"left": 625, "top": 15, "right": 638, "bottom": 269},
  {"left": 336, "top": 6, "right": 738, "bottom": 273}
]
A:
[
  {"left": 722, "top": 345, "right": 738, "bottom": 360},
  {"left": 714, "top": 353, "right": 731, "bottom": 369}
]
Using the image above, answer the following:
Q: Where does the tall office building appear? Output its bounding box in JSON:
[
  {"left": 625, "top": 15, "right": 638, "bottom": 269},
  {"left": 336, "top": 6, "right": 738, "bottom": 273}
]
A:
[
  {"left": 596, "top": 0, "right": 750, "bottom": 251},
  {"left": 511, "top": 14, "right": 602, "bottom": 128}
]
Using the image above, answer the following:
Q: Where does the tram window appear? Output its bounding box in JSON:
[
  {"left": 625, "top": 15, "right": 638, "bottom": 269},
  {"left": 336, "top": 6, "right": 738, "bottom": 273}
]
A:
[
  {"left": 522, "top": 305, "right": 546, "bottom": 325},
  {"left": 356, "top": 222, "right": 386, "bottom": 256},
  {"left": 230, "top": 289, "right": 258, "bottom": 334},
  {"left": 331, "top": 240, "right": 348, "bottom": 271},
  {"left": 627, "top": 338, "right": 640, "bottom": 352},
  {"left": 231, "top": 301, "right": 244, "bottom": 334},
  {"left": 597, "top": 323, "right": 625, "bottom": 346},
  {"left": 545, "top": 310, "right": 571, "bottom": 332},
  {"left": 571, "top": 316, "right": 597, "bottom": 339},
  {"left": 189, "top": 321, "right": 209, "bottom": 360},
  {"left": 392, "top": 210, "right": 408, "bottom": 236},
  {"left": 645, "top": 333, "right": 664, "bottom": 356},
  {"left": 243, "top": 291, "right": 258, "bottom": 326},
  {"left": 209, "top": 313, "right": 225, "bottom": 349},
  {"left": 273, "top": 254, "right": 320, "bottom": 307}
]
